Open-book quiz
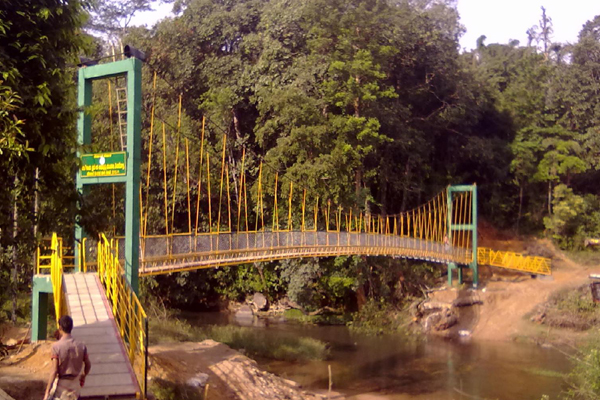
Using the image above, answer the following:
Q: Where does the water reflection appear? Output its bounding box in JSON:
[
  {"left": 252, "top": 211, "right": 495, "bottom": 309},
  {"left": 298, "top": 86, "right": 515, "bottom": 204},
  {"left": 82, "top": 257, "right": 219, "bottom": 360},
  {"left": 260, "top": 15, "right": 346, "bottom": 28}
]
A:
[{"left": 183, "top": 312, "right": 571, "bottom": 400}]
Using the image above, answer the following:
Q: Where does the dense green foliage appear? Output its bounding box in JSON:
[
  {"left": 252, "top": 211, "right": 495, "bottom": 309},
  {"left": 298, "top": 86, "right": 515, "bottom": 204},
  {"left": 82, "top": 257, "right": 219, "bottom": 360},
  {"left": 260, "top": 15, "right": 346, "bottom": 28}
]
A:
[
  {"left": 4, "top": 0, "right": 600, "bottom": 329},
  {"left": 0, "top": 0, "right": 92, "bottom": 323}
]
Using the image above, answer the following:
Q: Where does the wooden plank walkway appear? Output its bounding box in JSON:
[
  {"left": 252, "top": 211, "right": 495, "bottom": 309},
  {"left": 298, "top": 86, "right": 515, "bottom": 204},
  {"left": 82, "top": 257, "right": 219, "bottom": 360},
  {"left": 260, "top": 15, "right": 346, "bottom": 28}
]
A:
[{"left": 63, "top": 273, "right": 139, "bottom": 399}]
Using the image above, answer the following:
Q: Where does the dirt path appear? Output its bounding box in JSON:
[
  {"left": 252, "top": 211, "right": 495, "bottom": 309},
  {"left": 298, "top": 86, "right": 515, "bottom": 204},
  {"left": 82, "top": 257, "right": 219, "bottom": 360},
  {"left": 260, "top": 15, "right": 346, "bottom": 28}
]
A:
[{"left": 469, "top": 240, "right": 597, "bottom": 342}]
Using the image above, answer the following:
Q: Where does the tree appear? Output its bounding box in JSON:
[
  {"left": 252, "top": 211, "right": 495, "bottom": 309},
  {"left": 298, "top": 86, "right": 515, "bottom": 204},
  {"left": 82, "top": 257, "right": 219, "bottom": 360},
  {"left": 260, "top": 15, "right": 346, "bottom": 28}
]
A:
[
  {"left": 87, "top": 0, "right": 159, "bottom": 50},
  {"left": 0, "top": 0, "right": 92, "bottom": 323}
]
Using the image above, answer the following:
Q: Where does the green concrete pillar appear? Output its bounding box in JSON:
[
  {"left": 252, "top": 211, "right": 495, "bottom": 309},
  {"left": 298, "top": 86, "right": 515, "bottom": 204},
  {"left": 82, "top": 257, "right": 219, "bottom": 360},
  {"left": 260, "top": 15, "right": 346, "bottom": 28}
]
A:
[
  {"left": 447, "top": 262, "right": 456, "bottom": 286},
  {"left": 457, "top": 265, "right": 463, "bottom": 285},
  {"left": 31, "top": 275, "right": 53, "bottom": 342},
  {"left": 447, "top": 184, "right": 478, "bottom": 288},
  {"left": 470, "top": 186, "right": 478, "bottom": 288},
  {"left": 75, "top": 58, "right": 143, "bottom": 293}
]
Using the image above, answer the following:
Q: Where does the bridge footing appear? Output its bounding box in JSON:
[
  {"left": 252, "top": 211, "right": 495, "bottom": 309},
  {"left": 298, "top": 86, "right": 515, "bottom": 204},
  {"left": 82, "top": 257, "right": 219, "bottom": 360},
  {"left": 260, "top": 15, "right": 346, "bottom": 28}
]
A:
[
  {"left": 31, "top": 275, "right": 53, "bottom": 342},
  {"left": 447, "top": 263, "right": 478, "bottom": 288}
]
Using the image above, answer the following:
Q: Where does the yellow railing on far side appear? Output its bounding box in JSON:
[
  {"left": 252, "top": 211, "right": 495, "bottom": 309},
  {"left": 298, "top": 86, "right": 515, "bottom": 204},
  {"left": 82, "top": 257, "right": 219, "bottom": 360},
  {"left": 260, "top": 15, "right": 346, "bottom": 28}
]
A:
[
  {"left": 478, "top": 247, "right": 551, "bottom": 275},
  {"left": 97, "top": 234, "right": 148, "bottom": 399}
]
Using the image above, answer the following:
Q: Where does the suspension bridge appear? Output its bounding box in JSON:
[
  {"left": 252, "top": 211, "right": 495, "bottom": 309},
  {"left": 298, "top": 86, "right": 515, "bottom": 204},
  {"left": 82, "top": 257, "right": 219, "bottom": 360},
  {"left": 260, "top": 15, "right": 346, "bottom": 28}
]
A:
[{"left": 31, "top": 55, "right": 551, "bottom": 399}]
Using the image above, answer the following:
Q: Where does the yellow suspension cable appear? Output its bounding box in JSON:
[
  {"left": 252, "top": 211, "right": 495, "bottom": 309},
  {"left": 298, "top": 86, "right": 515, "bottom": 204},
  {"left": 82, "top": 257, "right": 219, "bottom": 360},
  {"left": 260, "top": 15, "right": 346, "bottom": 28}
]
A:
[
  {"left": 107, "top": 81, "right": 116, "bottom": 236},
  {"left": 442, "top": 190, "right": 448, "bottom": 242},
  {"left": 217, "top": 135, "right": 227, "bottom": 234},
  {"left": 273, "top": 173, "right": 279, "bottom": 231},
  {"left": 467, "top": 191, "right": 473, "bottom": 250},
  {"left": 288, "top": 181, "right": 293, "bottom": 231},
  {"left": 243, "top": 163, "right": 249, "bottom": 232},
  {"left": 226, "top": 164, "right": 232, "bottom": 232},
  {"left": 206, "top": 153, "right": 212, "bottom": 232},
  {"left": 237, "top": 148, "right": 246, "bottom": 232},
  {"left": 326, "top": 200, "right": 331, "bottom": 232},
  {"left": 194, "top": 117, "right": 206, "bottom": 234},
  {"left": 359, "top": 212, "right": 363, "bottom": 234},
  {"left": 458, "top": 193, "right": 465, "bottom": 248},
  {"left": 143, "top": 72, "right": 157, "bottom": 237},
  {"left": 161, "top": 123, "right": 169, "bottom": 235},
  {"left": 256, "top": 161, "right": 265, "bottom": 231},
  {"left": 170, "top": 95, "right": 183, "bottom": 233},
  {"left": 313, "top": 197, "right": 319, "bottom": 232},
  {"left": 349, "top": 209, "right": 353, "bottom": 232},
  {"left": 301, "top": 189, "right": 306, "bottom": 231},
  {"left": 185, "top": 138, "right": 192, "bottom": 233}
]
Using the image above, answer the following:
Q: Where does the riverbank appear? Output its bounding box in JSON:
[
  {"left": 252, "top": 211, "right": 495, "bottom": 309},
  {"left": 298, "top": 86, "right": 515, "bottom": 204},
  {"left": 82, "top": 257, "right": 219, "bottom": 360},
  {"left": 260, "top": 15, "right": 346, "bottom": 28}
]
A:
[
  {"left": 0, "top": 337, "right": 341, "bottom": 400},
  {"left": 1, "top": 239, "right": 598, "bottom": 399}
]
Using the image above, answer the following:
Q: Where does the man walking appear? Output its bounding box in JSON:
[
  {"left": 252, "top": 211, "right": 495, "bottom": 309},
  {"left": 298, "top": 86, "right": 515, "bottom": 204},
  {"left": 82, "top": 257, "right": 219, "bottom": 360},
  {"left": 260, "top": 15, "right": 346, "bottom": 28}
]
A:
[{"left": 43, "top": 315, "right": 92, "bottom": 400}]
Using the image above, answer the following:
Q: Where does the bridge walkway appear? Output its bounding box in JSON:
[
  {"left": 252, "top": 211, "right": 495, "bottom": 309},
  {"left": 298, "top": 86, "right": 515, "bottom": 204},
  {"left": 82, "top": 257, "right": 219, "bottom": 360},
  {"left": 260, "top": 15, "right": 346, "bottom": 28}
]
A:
[{"left": 63, "top": 273, "right": 139, "bottom": 399}]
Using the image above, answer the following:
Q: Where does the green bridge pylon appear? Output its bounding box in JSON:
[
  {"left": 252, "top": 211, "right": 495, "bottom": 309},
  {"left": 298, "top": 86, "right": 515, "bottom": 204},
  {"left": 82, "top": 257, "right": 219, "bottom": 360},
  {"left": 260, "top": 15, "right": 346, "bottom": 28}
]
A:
[{"left": 446, "top": 184, "right": 478, "bottom": 288}]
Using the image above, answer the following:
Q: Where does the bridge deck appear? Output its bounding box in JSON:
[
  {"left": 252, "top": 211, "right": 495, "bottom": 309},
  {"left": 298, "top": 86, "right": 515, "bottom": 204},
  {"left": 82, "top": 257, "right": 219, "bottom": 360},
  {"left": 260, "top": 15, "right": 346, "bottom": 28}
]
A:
[{"left": 64, "top": 273, "right": 139, "bottom": 399}]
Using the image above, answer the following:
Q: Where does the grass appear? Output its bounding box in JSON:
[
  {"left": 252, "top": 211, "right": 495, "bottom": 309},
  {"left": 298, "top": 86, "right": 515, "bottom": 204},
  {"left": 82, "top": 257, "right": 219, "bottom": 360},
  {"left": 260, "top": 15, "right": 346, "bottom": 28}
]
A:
[
  {"left": 283, "top": 309, "right": 349, "bottom": 325},
  {"left": 563, "top": 333, "right": 600, "bottom": 400},
  {"left": 521, "top": 367, "right": 566, "bottom": 379},
  {"left": 564, "top": 250, "right": 600, "bottom": 267},
  {"left": 541, "top": 286, "right": 600, "bottom": 331},
  {"left": 347, "top": 299, "right": 416, "bottom": 336},
  {"left": 149, "top": 317, "right": 329, "bottom": 362}
]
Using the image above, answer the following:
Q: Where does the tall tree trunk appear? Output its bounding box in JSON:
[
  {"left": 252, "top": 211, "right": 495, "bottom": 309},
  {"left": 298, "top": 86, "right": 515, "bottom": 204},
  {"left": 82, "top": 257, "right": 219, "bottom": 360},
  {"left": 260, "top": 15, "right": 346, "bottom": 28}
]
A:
[
  {"left": 31, "top": 168, "right": 39, "bottom": 269},
  {"left": 355, "top": 169, "right": 362, "bottom": 198},
  {"left": 11, "top": 175, "right": 18, "bottom": 324},
  {"left": 400, "top": 158, "right": 411, "bottom": 212}
]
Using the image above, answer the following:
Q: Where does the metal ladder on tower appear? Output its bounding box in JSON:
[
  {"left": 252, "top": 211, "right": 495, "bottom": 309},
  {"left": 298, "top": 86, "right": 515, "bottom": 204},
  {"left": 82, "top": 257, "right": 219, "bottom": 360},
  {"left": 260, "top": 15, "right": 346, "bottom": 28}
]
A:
[{"left": 115, "top": 78, "right": 128, "bottom": 151}]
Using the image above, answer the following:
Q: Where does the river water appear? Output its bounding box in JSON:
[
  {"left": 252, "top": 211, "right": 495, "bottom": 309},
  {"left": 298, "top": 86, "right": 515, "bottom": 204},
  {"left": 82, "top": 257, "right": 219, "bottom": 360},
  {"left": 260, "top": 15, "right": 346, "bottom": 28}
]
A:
[{"left": 184, "top": 312, "right": 571, "bottom": 400}]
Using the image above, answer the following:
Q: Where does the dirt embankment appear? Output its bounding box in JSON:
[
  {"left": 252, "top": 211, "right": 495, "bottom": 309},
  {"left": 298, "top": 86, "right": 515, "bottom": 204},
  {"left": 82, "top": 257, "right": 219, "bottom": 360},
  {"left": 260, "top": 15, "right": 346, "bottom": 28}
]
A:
[
  {"left": 0, "top": 334, "right": 340, "bottom": 400},
  {"left": 422, "top": 237, "right": 597, "bottom": 344},
  {"left": 150, "top": 340, "right": 339, "bottom": 400},
  {"left": 2, "top": 235, "right": 598, "bottom": 400}
]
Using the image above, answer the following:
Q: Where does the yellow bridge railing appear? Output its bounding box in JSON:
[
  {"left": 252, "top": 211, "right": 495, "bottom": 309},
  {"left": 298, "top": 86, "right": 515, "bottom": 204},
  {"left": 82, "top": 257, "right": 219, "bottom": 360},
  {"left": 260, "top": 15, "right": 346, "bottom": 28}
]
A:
[
  {"left": 49, "top": 234, "right": 67, "bottom": 323},
  {"left": 478, "top": 247, "right": 551, "bottom": 275},
  {"left": 37, "top": 237, "right": 86, "bottom": 274},
  {"left": 97, "top": 234, "right": 148, "bottom": 398}
]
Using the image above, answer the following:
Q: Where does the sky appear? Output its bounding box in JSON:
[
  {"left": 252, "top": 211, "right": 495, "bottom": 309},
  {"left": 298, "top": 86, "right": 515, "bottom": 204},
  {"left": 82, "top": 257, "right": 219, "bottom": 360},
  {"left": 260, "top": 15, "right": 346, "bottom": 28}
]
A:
[
  {"left": 132, "top": 1, "right": 600, "bottom": 51},
  {"left": 457, "top": 0, "right": 600, "bottom": 51}
]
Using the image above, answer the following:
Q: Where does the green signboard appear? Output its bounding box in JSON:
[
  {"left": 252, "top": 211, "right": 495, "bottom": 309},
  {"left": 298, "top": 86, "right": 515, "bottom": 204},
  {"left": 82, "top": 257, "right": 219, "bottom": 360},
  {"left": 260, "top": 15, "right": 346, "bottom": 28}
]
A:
[{"left": 81, "top": 152, "right": 127, "bottom": 178}]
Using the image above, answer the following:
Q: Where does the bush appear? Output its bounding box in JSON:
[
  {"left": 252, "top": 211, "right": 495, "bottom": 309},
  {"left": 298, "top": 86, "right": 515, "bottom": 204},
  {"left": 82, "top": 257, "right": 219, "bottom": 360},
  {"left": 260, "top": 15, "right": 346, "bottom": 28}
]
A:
[
  {"left": 565, "top": 335, "right": 600, "bottom": 399},
  {"left": 544, "top": 185, "right": 600, "bottom": 250},
  {"left": 541, "top": 286, "right": 600, "bottom": 330},
  {"left": 348, "top": 299, "right": 414, "bottom": 335},
  {"left": 283, "top": 308, "right": 349, "bottom": 325}
]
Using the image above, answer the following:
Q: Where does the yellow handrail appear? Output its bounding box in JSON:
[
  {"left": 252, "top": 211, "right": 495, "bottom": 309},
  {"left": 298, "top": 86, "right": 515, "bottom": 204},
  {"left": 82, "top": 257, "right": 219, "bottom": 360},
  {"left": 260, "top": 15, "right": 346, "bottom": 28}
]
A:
[
  {"left": 37, "top": 237, "right": 83, "bottom": 273},
  {"left": 97, "top": 234, "right": 148, "bottom": 399},
  {"left": 50, "top": 233, "right": 66, "bottom": 323}
]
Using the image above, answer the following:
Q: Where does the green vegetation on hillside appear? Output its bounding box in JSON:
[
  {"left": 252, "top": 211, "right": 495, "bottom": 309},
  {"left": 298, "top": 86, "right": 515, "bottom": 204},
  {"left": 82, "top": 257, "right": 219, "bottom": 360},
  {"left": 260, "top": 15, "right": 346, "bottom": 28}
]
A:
[{"left": 3, "top": 0, "right": 600, "bottom": 339}]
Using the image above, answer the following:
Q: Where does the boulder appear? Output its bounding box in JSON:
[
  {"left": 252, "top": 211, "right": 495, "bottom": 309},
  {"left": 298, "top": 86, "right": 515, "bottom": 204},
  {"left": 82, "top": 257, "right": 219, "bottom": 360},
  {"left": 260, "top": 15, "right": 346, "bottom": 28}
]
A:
[
  {"left": 235, "top": 305, "right": 254, "bottom": 319},
  {"left": 452, "top": 297, "right": 483, "bottom": 307},
  {"left": 252, "top": 292, "right": 269, "bottom": 311},
  {"left": 418, "top": 300, "right": 452, "bottom": 312},
  {"left": 187, "top": 373, "right": 209, "bottom": 388}
]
